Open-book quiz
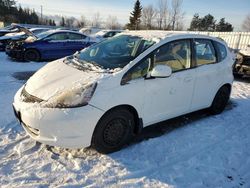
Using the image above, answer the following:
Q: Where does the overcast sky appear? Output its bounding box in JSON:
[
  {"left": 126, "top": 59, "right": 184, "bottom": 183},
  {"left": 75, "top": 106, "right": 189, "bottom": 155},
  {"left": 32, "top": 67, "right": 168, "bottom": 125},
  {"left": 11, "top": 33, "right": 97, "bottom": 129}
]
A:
[{"left": 16, "top": 0, "right": 250, "bottom": 31}]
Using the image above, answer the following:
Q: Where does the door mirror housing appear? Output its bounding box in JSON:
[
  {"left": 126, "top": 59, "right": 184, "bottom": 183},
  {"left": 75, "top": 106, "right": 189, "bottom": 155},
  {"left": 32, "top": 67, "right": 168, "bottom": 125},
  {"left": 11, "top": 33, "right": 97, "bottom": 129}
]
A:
[{"left": 151, "top": 65, "right": 172, "bottom": 78}]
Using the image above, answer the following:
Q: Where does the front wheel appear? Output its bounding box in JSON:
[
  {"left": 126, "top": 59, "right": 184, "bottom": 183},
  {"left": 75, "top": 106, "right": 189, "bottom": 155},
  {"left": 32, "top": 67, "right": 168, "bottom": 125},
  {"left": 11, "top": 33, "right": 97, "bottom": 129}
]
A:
[
  {"left": 209, "top": 86, "right": 230, "bottom": 115},
  {"left": 24, "top": 49, "right": 40, "bottom": 62},
  {"left": 91, "top": 108, "right": 134, "bottom": 154}
]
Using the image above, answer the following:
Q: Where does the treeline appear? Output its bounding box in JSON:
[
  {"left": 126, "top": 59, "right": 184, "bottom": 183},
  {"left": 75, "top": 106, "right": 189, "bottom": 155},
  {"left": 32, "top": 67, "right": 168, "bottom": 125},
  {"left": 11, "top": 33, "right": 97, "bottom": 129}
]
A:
[
  {"left": 127, "top": 0, "right": 234, "bottom": 31},
  {"left": 189, "top": 14, "right": 233, "bottom": 32},
  {"left": 0, "top": 0, "right": 56, "bottom": 26},
  {"left": 127, "top": 0, "right": 185, "bottom": 31}
]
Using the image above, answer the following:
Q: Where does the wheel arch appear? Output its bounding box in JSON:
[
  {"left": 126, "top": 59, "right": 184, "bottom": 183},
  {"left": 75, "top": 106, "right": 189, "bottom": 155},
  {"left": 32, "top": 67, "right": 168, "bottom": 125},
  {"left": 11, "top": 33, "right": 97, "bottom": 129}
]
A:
[
  {"left": 210, "top": 83, "right": 232, "bottom": 106},
  {"left": 92, "top": 104, "right": 143, "bottom": 139},
  {"left": 220, "top": 83, "right": 232, "bottom": 93},
  {"left": 24, "top": 48, "right": 41, "bottom": 61}
]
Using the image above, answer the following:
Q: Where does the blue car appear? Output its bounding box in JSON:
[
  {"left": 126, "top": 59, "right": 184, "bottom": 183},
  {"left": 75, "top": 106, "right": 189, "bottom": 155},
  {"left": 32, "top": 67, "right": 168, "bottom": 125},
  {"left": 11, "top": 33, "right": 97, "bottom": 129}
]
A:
[{"left": 6, "top": 30, "right": 96, "bottom": 61}]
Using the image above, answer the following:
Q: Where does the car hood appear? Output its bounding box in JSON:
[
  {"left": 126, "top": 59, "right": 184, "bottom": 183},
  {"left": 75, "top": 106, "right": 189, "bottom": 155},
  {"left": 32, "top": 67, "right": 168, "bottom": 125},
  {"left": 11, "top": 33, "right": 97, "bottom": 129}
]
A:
[
  {"left": 25, "top": 59, "right": 104, "bottom": 101},
  {"left": 239, "top": 47, "right": 250, "bottom": 57},
  {"left": 0, "top": 33, "right": 26, "bottom": 40}
]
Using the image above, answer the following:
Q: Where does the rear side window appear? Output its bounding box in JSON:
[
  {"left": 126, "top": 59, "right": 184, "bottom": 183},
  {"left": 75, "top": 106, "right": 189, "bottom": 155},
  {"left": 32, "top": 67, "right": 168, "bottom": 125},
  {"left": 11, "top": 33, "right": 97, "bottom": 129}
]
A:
[
  {"left": 214, "top": 41, "right": 227, "bottom": 62},
  {"left": 194, "top": 39, "right": 216, "bottom": 66},
  {"left": 47, "top": 33, "right": 68, "bottom": 41},
  {"left": 68, "top": 33, "right": 86, "bottom": 40}
]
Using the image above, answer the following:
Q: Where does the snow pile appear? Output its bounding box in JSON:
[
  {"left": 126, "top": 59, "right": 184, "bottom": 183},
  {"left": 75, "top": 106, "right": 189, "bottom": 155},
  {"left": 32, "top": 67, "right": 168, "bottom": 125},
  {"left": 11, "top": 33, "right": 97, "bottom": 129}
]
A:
[{"left": 0, "top": 52, "right": 250, "bottom": 187}]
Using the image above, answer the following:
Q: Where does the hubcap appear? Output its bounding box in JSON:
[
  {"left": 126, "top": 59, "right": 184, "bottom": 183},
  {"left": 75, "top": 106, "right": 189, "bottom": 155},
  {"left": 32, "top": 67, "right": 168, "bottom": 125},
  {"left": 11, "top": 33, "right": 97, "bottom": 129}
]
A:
[
  {"left": 103, "top": 118, "right": 127, "bottom": 146},
  {"left": 26, "top": 52, "right": 37, "bottom": 61}
]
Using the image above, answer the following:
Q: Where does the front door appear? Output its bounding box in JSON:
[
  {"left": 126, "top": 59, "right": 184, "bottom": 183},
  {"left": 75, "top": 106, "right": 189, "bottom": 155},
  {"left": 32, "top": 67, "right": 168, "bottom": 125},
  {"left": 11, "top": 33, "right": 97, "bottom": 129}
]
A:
[{"left": 143, "top": 39, "right": 196, "bottom": 126}]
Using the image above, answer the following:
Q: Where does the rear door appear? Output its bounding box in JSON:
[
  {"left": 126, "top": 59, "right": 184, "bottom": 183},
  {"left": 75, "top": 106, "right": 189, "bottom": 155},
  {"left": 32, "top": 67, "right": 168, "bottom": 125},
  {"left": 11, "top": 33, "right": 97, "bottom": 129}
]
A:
[
  {"left": 67, "top": 33, "right": 90, "bottom": 54},
  {"left": 190, "top": 39, "right": 224, "bottom": 111},
  {"left": 39, "top": 32, "right": 69, "bottom": 59}
]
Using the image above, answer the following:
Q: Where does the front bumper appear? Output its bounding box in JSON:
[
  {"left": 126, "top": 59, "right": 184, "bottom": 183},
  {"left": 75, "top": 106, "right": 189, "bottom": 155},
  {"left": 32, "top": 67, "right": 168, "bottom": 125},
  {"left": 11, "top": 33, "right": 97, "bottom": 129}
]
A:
[
  {"left": 234, "top": 64, "right": 250, "bottom": 76},
  {"left": 13, "top": 87, "right": 104, "bottom": 149},
  {"left": 6, "top": 48, "right": 24, "bottom": 60}
]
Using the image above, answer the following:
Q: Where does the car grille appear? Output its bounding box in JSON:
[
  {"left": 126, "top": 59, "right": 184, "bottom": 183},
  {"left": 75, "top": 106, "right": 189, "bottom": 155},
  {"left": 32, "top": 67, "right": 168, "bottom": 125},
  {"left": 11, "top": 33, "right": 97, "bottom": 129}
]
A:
[{"left": 21, "top": 87, "right": 44, "bottom": 103}]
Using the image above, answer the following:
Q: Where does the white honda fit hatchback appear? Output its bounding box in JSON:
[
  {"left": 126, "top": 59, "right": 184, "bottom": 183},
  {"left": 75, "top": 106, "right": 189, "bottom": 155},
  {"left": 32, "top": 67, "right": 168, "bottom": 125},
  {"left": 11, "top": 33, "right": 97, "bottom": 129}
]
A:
[{"left": 13, "top": 31, "right": 234, "bottom": 153}]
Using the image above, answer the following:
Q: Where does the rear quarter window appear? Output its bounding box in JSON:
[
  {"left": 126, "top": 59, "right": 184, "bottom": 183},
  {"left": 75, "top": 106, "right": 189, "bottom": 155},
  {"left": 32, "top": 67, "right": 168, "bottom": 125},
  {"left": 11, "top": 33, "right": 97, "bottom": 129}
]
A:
[{"left": 214, "top": 41, "right": 227, "bottom": 62}]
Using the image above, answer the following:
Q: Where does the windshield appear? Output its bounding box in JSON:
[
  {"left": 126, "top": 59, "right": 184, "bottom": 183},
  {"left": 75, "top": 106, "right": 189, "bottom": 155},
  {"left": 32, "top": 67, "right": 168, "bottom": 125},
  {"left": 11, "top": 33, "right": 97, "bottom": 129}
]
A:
[
  {"left": 75, "top": 35, "right": 155, "bottom": 69},
  {"left": 36, "top": 30, "right": 54, "bottom": 39}
]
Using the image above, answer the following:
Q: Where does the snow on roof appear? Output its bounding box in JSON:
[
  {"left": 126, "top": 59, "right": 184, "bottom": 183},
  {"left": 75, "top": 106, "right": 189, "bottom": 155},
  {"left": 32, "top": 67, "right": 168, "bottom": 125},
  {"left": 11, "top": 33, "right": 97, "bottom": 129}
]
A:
[
  {"left": 121, "top": 30, "right": 172, "bottom": 42},
  {"left": 121, "top": 30, "right": 218, "bottom": 43}
]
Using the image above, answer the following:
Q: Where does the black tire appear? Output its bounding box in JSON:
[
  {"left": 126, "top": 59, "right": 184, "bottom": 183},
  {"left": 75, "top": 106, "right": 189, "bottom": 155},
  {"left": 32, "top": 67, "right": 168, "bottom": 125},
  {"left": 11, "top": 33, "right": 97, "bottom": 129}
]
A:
[
  {"left": 91, "top": 108, "right": 134, "bottom": 154},
  {"left": 210, "top": 86, "right": 230, "bottom": 115},
  {"left": 24, "top": 49, "right": 40, "bottom": 62}
]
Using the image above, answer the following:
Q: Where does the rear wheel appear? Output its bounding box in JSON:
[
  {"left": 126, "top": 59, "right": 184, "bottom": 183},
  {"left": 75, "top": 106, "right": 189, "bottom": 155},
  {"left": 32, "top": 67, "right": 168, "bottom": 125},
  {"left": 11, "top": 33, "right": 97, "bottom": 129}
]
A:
[
  {"left": 210, "top": 86, "right": 230, "bottom": 115},
  {"left": 91, "top": 108, "right": 134, "bottom": 154},
  {"left": 24, "top": 49, "right": 40, "bottom": 62}
]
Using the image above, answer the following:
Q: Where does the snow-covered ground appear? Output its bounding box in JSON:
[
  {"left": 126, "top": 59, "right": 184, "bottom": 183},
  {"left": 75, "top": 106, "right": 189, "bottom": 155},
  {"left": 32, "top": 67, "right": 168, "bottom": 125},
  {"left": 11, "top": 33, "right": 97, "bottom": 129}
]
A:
[{"left": 0, "top": 52, "right": 250, "bottom": 187}]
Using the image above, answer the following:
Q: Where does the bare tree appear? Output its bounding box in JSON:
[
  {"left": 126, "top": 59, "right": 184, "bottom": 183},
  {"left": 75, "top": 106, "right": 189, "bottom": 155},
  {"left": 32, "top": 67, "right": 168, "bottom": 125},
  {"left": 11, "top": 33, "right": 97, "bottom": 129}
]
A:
[
  {"left": 92, "top": 12, "right": 101, "bottom": 28},
  {"left": 76, "top": 15, "right": 88, "bottom": 28},
  {"left": 242, "top": 14, "right": 250, "bottom": 31},
  {"left": 156, "top": 0, "right": 168, "bottom": 29},
  {"left": 142, "top": 5, "right": 156, "bottom": 29},
  {"left": 170, "top": 0, "right": 184, "bottom": 30},
  {"left": 106, "top": 15, "right": 121, "bottom": 29},
  {"left": 65, "top": 17, "right": 76, "bottom": 28}
]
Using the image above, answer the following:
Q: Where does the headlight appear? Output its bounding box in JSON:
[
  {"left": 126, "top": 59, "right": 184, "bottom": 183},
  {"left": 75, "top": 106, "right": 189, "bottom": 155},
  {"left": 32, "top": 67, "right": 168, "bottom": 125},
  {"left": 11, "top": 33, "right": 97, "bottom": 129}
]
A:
[{"left": 42, "top": 82, "right": 97, "bottom": 108}]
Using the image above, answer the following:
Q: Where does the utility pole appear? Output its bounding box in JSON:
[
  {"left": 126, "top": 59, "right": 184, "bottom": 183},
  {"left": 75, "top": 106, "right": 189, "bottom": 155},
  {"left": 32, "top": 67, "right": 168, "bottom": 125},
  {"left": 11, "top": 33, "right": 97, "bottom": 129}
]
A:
[{"left": 40, "top": 5, "right": 43, "bottom": 23}]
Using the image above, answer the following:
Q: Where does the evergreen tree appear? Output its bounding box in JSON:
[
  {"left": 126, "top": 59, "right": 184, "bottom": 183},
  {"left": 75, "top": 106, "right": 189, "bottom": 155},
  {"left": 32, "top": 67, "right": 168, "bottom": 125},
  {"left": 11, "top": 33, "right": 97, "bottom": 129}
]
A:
[
  {"left": 49, "top": 19, "right": 53, "bottom": 26},
  {"left": 200, "top": 14, "right": 216, "bottom": 31},
  {"left": 216, "top": 18, "right": 233, "bottom": 32},
  {"left": 188, "top": 13, "right": 217, "bottom": 31},
  {"left": 127, "top": 0, "right": 142, "bottom": 30},
  {"left": 52, "top": 20, "right": 56, "bottom": 26},
  {"left": 189, "top": 13, "right": 201, "bottom": 31},
  {"left": 60, "top": 16, "right": 65, "bottom": 27},
  {"left": 0, "top": 0, "right": 40, "bottom": 24}
]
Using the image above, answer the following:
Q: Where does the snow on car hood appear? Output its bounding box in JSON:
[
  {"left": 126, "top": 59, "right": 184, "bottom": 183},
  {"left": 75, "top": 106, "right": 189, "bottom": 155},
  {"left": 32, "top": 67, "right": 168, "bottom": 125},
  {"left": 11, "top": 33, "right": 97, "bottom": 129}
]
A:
[{"left": 25, "top": 59, "right": 104, "bottom": 101}]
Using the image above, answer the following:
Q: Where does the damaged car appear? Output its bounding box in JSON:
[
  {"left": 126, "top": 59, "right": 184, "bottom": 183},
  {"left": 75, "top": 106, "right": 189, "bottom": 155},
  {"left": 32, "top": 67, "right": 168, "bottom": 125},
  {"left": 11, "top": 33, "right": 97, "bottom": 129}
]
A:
[
  {"left": 0, "top": 24, "right": 21, "bottom": 37},
  {"left": 233, "top": 45, "right": 250, "bottom": 78},
  {"left": 0, "top": 27, "right": 49, "bottom": 51},
  {"left": 13, "top": 32, "right": 234, "bottom": 153},
  {"left": 6, "top": 30, "right": 96, "bottom": 62}
]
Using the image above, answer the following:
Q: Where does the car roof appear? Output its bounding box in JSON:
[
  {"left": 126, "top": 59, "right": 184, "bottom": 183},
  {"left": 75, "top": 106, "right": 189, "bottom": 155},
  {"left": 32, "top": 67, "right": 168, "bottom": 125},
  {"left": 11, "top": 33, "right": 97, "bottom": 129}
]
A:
[
  {"left": 45, "top": 30, "right": 86, "bottom": 35},
  {"left": 120, "top": 31, "right": 225, "bottom": 45},
  {"left": 29, "top": 28, "right": 50, "bottom": 31}
]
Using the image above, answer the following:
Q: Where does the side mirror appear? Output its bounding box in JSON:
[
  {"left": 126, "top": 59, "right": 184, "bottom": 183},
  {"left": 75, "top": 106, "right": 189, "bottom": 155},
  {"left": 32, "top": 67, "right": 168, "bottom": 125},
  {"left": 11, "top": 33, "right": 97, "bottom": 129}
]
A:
[{"left": 151, "top": 64, "right": 172, "bottom": 78}]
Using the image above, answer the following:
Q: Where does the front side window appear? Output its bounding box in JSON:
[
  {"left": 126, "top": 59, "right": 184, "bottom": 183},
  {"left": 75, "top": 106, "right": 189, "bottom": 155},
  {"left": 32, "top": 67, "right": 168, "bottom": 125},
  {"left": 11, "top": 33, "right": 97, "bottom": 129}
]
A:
[
  {"left": 154, "top": 40, "right": 191, "bottom": 72},
  {"left": 194, "top": 39, "right": 216, "bottom": 66},
  {"left": 121, "top": 57, "right": 150, "bottom": 84}
]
